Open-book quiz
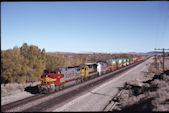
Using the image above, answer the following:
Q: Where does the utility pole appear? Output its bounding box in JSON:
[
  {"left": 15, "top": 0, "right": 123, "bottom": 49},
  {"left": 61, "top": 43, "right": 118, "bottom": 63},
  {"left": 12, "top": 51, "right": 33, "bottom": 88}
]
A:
[
  {"left": 154, "top": 54, "right": 158, "bottom": 74},
  {"left": 154, "top": 48, "right": 169, "bottom": 73}
]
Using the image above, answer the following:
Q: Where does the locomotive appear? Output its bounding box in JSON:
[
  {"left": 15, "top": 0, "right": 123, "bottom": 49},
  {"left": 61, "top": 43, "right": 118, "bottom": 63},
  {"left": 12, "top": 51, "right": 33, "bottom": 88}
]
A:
[{"left": 38, "top": 56, "right": 145, "bottom": 93}]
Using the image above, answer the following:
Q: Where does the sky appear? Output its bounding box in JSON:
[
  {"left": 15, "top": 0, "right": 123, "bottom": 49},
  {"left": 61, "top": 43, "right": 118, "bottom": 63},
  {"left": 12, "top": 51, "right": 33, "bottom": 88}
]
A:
[{"left": 1, "top": 1, "right": 169, "bottom": 53}]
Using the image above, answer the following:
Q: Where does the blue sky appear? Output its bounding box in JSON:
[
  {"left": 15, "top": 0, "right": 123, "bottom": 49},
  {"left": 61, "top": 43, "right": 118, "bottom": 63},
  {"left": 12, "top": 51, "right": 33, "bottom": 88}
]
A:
[{"left": 1, "top": 2, "right": 169, "bottom": 53}]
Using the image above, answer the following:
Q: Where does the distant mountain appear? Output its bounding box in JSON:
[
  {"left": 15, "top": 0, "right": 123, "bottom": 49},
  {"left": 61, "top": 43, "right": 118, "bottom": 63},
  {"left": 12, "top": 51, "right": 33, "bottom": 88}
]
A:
[
  {"left": 46, "top": 51, "right": 150, "bottom": 55},
  {"left": 47, "top": 51, "right": 77, "bottom": 54},
  {"left": 128, "top": 52, "right": 147, "bottom": 55},
  {"left": 146, "top": 51, "right": 163, "bottom": 55}
]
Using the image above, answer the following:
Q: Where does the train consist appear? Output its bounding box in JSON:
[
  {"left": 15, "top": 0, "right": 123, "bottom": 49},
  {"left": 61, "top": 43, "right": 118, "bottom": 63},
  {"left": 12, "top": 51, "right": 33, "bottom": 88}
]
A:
[{"left": 38, "top": 56, "right": 145, "bottom": 93}]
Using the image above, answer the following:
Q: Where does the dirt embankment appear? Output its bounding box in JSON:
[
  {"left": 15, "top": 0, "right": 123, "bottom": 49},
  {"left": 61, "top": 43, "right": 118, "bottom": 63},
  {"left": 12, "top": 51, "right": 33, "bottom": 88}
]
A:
[
  {"left": 1, "top": 82, "right": 40, "bottom": 97},
  {"left": 113, "top": 57, "right": 169, "bottom": 112}
]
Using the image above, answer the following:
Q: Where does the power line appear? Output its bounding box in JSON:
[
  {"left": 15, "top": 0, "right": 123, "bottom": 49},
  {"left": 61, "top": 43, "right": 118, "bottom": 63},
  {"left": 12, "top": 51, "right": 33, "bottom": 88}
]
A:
[{"left": 154, "top": 48, "right": 169, "bottom": 73}]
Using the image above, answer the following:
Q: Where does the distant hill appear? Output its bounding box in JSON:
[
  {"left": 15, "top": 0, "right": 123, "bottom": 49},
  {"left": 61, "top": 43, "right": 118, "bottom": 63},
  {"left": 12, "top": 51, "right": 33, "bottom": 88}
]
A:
[
  {"left": 46, "top": 51, "right": 153, "bottom": 56},
  {"left": 128, "top": 52, "right": 147, "bottom": 55},
  {"left": 46, "top": 51, "right": 145, "bottom": 55},
  {"left": 146, "top": 51, "right": 163, "bottom": 55},
  {"left": 46, "top": 51, "right": 168, "bottom": 57},
  {"left": 47, "top": 51, "right": 78, "bottom": 55}
]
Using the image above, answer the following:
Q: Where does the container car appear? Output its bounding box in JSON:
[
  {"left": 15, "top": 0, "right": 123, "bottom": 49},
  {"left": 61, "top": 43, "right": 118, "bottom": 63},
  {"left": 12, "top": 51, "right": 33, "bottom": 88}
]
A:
[
  {"left": 122, "top": 58, "right": 127, "bottom": 67},
  {"left": 126, "top": 58, "right": 130, "bottom": 65},
  {"left": 116, "top": 59, "right": 123, "bottom": 68},
  {"left": 106, "top": 59, "right": 117, "bottom": 71}
]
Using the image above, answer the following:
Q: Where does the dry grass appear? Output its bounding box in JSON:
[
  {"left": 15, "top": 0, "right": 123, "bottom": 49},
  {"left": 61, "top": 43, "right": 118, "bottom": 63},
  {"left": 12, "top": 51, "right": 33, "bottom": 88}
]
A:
[
  {"left": 148, "top": 56, "right": 169, "bottom": 75},
  {"left": 148, "top": 66, "right": 156, "bottom": 74}
]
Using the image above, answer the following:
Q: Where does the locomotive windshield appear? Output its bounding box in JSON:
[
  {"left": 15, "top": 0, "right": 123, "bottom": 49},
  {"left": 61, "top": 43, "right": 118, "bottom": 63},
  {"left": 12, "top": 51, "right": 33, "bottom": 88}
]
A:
[
  {"left": 44, "top": 70, "right": 57, "bottom": 74},
  {"left": 50, "top": 71, "right": 56, "bottom": 74},
  {"left": 44, "top": 70, "right": 49, "bottom": 73}
]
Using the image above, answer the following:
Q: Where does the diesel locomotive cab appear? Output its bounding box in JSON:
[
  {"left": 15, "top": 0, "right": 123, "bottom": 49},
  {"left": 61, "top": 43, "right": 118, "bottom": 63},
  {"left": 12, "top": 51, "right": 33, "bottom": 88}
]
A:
[{"left": 39, "top": 68, "right": 64, "bottom": 93}]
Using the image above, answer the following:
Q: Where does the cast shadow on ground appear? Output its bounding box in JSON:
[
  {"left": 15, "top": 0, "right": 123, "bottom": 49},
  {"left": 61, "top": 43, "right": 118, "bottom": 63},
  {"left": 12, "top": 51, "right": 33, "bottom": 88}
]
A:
[
  {"left": 164, "top": 70, "right": 169, "bottom": 75},
  {"left": 24, "top": 85, "right": 40, "bottom": 94},
  {"left": 117, "top": 97, "right": 154, "bottom": 112}
]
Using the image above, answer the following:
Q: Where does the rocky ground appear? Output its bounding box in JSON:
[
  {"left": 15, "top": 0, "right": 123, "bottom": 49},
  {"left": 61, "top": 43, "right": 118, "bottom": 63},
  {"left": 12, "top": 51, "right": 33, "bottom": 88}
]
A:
[{"left": 113, "top": 56, "right": 169, "bottom": 112}]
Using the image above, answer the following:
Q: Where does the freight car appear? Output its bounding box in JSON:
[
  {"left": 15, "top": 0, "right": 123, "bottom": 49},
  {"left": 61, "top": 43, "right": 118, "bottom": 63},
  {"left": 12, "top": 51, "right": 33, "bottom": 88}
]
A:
[
  {"left": 38, "top": 56, "right": 145, "bottom": 93},
  {"left": 106, "top": 59, "right": 117, "bottom": 71}
]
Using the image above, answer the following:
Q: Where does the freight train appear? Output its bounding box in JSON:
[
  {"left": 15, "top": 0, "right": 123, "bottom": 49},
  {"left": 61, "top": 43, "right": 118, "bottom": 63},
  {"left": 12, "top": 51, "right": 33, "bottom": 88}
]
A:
[{"left": 38, "top": 56, "right": 145, "bottom": 93}]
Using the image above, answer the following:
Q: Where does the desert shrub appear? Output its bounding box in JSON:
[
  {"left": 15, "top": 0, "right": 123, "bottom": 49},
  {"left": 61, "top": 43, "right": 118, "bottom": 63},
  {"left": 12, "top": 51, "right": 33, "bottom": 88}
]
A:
[{"left": 148, "top": 66, "right": 156, "bottom": 74}]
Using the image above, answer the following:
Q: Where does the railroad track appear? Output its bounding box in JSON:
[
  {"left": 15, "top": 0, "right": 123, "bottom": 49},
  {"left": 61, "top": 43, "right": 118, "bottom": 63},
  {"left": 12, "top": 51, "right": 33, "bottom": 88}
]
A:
[
  {"left": 1, "top": 59, "right": 148, "bottom": 112},
  {"left": 1, "top": 92, "right": 52, "bottom": 112}
]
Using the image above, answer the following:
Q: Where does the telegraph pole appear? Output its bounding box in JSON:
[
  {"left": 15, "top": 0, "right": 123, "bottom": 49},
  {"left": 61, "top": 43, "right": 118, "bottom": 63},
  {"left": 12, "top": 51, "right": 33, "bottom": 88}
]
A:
[
  {"left": 154, "top": 48, "right": 169, "bottom": 73},
  {"left": 154, "top": 54, "right": 158, "bottom": 74}
]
